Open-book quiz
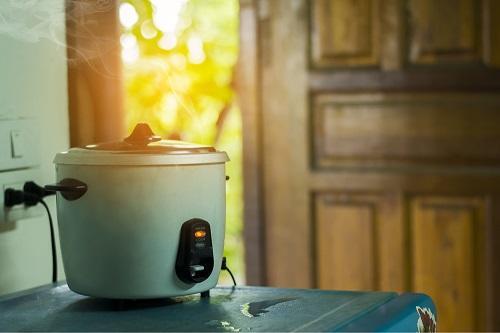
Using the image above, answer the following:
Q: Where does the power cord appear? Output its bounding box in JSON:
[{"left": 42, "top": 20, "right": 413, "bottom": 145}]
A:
[
  {"left": 38, "top": 199, "right": 57, "bottom": 283},
  {"left": 4, "top": 182, "right": 57, "bottom": 283},
  {"left": 221, "top": 256, "right": 236, "bottom": 286}
]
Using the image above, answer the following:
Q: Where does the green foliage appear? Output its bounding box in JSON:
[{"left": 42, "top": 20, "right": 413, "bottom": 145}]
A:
[{"left": 122, "top": 0, "right": 238, "bottom": 142}]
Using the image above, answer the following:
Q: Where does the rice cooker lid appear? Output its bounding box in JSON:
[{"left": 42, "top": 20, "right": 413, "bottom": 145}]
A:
[{"left": 54, "top": 123, "right": 229, "bottom": 166}]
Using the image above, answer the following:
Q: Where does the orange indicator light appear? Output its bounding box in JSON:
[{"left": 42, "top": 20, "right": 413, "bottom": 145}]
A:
[{"left": 194, "top": 230, "right": 206, "bottom": 238}]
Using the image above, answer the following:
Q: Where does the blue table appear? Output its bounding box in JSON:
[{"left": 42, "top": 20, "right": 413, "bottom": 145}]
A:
[{"left": 0, "top": 283, "right": 436, "bottom": 332}]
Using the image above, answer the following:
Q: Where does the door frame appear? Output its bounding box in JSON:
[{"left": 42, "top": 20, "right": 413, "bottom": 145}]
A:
[{"left": 238, "top": 0, "right": 267, "bottom": 285}]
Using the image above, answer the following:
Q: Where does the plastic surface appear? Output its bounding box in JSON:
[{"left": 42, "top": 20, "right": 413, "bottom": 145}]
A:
[
  {"left": 0, "top": 284, "right": 437, "bottom": 332},
  {"left": 53, "top": 163, "right": 226, "bottom": 298},
  {"left": 50, "top": 124, "right": 228, "bottom": 297},
  {"left": 175, "top": 219, "right": 215, "bottom": 283},
  {"left": 54, "top": 149, "right": 229, "bottom": 166}
]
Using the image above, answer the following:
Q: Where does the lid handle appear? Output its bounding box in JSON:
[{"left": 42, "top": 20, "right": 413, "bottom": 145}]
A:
[{"left": 124, "top": 123, "right": 162, "bottom": 146}]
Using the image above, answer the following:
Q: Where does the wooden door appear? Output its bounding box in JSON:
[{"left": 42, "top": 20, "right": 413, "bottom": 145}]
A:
[{"left": 241, "top": 0, "right": 500, "bottom": 331}]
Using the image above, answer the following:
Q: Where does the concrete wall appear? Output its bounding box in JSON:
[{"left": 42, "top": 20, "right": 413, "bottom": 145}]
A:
[{"left": 0, "top": 0, "right": 69, "bottom": 295}]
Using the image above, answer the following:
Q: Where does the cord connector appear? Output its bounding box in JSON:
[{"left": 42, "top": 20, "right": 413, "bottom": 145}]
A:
[
  {"left": 221, "top": 256, "right": 237, "bottom": 286},
  {"left": 4, "top": 181, "right": 56, "bottom": 207}
]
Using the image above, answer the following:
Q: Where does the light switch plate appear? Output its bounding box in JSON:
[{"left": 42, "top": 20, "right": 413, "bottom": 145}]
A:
[
  {"left": 0, "top": 117, "right": 39, "bottom": 172},
  {"left": 0, "top": 168, "right": 43, "bottom": 223},
  {"left": 10, "top": 129, "right": 25, "bottom": 158}
]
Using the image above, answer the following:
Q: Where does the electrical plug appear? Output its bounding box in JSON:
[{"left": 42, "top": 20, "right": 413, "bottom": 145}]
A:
[{"left": 4, "top": 181, "right": 54, "bottom": 207}]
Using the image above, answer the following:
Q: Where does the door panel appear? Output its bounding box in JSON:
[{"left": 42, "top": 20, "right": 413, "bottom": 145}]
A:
[
  {"left": 315, "top": 192, "right": 405, "bottom": 291},
  {"left": 311, "top": 0, "right": 380, "bottom": 67},
  {"left": 313, "top": 93, "right": 500, "bottom": 169},
  {"left": 315, "top": 193, "right": 377, "bottom": 290},
  {"left": 407, "top": 0, "right": 480, "bottom": 64},
  {"left": 411, "top": 196, "right": 486, "bottom": 331}
]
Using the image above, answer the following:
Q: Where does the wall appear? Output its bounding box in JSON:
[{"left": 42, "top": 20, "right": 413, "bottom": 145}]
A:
[{"left": 0, "top": 0, "right": 69, "bottom": 295}]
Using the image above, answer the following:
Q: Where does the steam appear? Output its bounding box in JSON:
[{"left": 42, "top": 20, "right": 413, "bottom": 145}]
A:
[
  {"left": 0, "top": 0, "right": 65, "bottom": 43},
  {"left": 0, "top": 0, "right": 116, "bottom": 71},
  {"left": 0, "top": 0, "right": 112, "bottom": 42}
]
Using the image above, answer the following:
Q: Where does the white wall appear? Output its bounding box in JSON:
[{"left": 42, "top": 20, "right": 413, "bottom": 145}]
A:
[{"left": 0, "top": 0, "right": 69, "bottom": 295}]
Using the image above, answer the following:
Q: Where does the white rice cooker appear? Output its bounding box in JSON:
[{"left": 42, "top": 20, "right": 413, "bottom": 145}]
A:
[{"left": 46, "top": 123, "right": 229, "bottom": 299}]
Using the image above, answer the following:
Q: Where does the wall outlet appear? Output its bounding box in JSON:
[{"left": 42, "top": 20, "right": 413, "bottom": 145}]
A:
[
  {"left": 0, "top": 168, "right": 43, "bottom": 223},
  {"left": 0, "top": 116, "right": 43, "bottom": 223}
]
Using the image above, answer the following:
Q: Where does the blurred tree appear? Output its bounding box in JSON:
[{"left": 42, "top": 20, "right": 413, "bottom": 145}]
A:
[{"left": 120, "top": 0, "right": 244, "bottom": 283}]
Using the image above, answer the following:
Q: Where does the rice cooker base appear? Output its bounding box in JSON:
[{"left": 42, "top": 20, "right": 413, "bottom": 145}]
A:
[{"left": 54, "top": 163, "right": 226, "bottom": 299}]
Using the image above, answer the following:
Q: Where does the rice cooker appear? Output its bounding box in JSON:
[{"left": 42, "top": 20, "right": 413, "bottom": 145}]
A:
[{"left": 46, "top": 123, "right": 229, "bottom": 299}]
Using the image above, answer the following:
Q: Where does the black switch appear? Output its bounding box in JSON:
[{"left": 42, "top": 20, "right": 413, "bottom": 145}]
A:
[{"left": 175, "top": 218, "right": 214, "bottom": 284}]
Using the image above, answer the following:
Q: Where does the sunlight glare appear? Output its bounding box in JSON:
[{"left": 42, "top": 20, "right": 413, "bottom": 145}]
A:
[
  {"left": 141, "top": 20, "right": 157, "bottom": 39},
  {"left": 119, "top": 2, "right": 138, "bottom": 29},
  {"left": 170, "top": 54, "right": 187, "bottom": 70},
  {"left": 158, "top": 34, "right": 177, "bottom": 50},
  {"left": 151, "top": 0, "right": 186, "bottom": 34},
  {"left": 187, "top": 35, "right": 205, "bottom": 64},
  {"left": 161, "top": 94, "right": 179, "bottom": 125},
  {"left": 120, "top": 33, "right": 139, "bottom": 63}
]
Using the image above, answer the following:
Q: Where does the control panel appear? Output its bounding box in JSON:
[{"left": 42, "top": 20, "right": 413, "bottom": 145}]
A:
[{"left": 175, "top": 218, "right": 214, "bottom": 284}]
